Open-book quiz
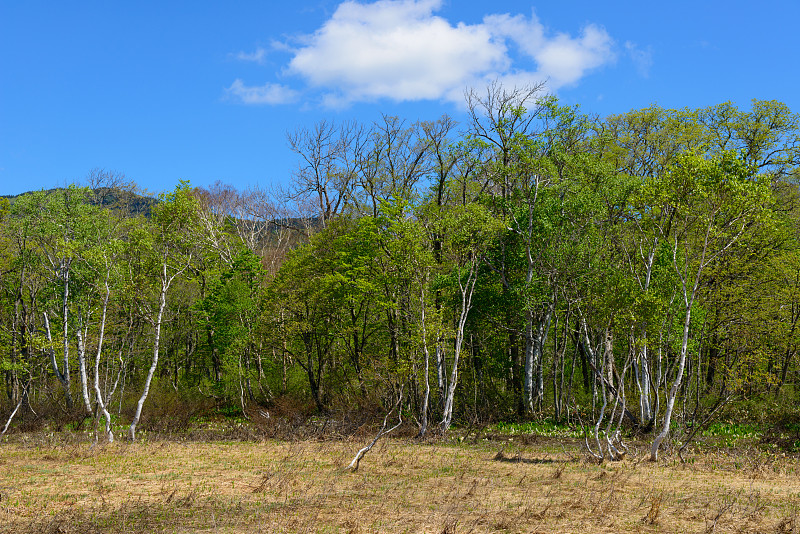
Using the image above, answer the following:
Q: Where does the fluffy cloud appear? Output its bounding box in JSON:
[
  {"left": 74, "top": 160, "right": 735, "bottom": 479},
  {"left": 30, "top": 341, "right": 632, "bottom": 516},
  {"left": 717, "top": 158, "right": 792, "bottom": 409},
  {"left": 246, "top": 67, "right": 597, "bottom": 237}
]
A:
[
  {"left": 534, "top": 25, "right": 615, "bottom": 86},
  {"left": 286, "top": 0, "right": 508, "bottom": 104},
  {"left": 229, "top": 0, "right": 617, "bottom": 106}
]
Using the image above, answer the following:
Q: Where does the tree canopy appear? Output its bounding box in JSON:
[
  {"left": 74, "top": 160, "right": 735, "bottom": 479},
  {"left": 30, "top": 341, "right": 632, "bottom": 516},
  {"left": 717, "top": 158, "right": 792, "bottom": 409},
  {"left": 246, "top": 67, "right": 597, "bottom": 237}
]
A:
[{"left": 1, "top": 91, "right": 798, "bottom": 458}]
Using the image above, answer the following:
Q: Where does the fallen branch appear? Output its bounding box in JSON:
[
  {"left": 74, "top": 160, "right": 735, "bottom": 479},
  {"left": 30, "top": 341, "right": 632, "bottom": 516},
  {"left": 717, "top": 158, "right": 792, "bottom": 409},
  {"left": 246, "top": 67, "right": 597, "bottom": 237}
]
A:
[{"left": 345, "top": 389, "right": 403, "bottom": 472}]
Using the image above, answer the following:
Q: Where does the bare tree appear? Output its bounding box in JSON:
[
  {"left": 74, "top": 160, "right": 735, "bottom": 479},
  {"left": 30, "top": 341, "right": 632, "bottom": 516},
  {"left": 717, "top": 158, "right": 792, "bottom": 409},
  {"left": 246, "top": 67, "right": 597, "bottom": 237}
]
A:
[
  {"left": 356, "top": 115, "right": 432, "bottom": 216},
  {"left": 232, "top": 185, "right": 299, "bottom": 276},
  {"left": 84, "top": 168, "right": 138, "bottom": 209},
  {"left": 287, "top": 120, "right": 366, "bottom": 230}
]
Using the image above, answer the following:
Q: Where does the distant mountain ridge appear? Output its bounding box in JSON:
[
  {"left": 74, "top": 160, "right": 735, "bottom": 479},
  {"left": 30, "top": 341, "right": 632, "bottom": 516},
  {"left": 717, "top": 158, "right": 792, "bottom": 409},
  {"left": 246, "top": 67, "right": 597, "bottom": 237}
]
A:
[
  {"left": 2, "top": 186, "right": 158, "bottom": 217},
  {"left": 1, "top": 187, "right": 320, "bottom": 238}
]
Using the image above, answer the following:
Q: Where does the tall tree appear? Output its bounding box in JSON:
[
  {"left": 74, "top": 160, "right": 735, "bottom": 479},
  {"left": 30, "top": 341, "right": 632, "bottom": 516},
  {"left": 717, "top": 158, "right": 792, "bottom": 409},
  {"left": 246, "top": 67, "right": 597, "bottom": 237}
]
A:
[
  {"left": 648, "top": 152, "right": 773, "bottom": 460},
  {"left": 127, "top": 182, "right": 199, "bottom": 441}
]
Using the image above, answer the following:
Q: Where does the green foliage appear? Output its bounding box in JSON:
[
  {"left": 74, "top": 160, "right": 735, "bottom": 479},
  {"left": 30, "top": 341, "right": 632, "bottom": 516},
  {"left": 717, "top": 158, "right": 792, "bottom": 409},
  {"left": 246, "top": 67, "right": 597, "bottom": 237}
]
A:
[{"left": 1, "top": 96, "right": 799, "bottom": 443}]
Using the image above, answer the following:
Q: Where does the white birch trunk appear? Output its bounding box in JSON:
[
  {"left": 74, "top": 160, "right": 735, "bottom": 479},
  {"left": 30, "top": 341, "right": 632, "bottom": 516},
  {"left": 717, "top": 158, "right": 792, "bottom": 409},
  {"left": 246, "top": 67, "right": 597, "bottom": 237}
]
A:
[
  {"left": 60, "top": 265, "right": 73, "bottom": 408},
  {"left": 44, "top": 311, "right": 73, "bottom": 409},
  {"left": 346, "top": 390, "right": 403, "bottom": 471},
  {"left": 604, "top": 327, "right": 614, "bottom": 389},
  {"left": 523, "top": 311, "right": 535, "bottom": 412},
  {"left": 524, "top": 304, "right": 553, "bottom": 412},
  {"left": 74, "top": 322, "right": 93, "bottom": 414},
  {"left": 650, "top": 233, "right": 706, "bottom": 461},
  {"left": 650, "top": 298, "right": 693, "bottom": 460},
  {"left": 94, "top": 274, "right": 115, "bottom": 442},
  {"left": 0, "top": 382, "right": 29, "bottom": 438},
  {"left": 579, "top": 317, "right": 605, "bottom": 461},
  {"left": 638, "top": 241, "right": 657, "bottom": 425},
  {"left": 61, "top": 264, "right": 71, "bottom": 389},
  {"left": 637, "top": 343, "right": 653, "bottom": 424},
  {"left": 418, "top": 288, "right": 431, "bottom": 438},
  {"left": 440, "top": 261, "right": 478, "bottom": 432},
  {"left": 436, "top": 342, "right": 446, "bottom": 402},
  {"left": 128, "top": 263, "right": 168, "bottom": 441}
]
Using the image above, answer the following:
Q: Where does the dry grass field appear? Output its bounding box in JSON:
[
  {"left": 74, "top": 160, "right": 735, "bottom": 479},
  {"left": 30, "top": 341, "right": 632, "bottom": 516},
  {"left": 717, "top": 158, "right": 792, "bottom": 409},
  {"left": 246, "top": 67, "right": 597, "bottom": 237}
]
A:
[{"left": 1, "top": 433, "right": 799, "bottom": 533}]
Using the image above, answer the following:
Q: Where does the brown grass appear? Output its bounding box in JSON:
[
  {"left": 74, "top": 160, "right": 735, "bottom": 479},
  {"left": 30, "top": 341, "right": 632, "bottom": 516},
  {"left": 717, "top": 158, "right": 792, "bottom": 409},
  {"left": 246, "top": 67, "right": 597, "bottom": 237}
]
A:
[{"left": 1, "top": 435, "right": 799, "bottom": 533}]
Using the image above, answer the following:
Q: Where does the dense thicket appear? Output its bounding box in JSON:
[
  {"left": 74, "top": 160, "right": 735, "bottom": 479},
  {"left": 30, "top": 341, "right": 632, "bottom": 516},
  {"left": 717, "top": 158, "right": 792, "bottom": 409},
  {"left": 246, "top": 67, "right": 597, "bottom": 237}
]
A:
[{"left": 2, "top": 86, "right": 799, "bottom": 458}]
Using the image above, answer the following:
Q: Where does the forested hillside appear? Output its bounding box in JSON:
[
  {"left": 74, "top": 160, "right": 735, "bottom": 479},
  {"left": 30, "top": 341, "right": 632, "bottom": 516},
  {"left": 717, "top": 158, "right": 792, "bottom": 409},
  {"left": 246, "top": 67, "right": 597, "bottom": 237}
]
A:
[{"left": 2, "top": 86, "right": 799, "bottom": 459}]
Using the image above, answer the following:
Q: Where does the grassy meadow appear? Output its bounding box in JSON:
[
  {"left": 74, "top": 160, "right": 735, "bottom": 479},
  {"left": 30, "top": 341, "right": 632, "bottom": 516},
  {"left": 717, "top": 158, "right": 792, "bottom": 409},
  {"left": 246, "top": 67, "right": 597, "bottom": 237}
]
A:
[{"left": 1, "top": 427, "right": 799, "bottom": 533}]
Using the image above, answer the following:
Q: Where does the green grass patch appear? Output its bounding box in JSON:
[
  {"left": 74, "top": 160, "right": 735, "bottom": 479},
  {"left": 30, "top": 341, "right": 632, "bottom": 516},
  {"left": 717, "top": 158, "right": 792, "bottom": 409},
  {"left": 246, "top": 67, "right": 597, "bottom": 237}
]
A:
[
  {"left": 701, "top": 421, "right": 762, "bottom": 439},
  {"left": 491, "top": 420, "right": 588, "bottom": 438}
]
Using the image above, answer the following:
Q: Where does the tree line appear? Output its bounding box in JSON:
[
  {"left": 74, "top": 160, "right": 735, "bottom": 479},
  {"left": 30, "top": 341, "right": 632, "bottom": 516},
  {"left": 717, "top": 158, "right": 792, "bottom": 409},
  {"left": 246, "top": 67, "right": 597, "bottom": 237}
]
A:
[{"left": 2, "top": 84, "right": 799, "bottom": 460}]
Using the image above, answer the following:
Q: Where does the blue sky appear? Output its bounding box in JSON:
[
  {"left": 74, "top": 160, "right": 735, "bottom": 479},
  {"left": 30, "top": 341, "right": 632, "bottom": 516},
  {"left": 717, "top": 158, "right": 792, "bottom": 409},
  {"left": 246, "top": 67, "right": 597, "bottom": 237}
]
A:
[{"left": 1, "top": 0, "right": 798, "bottom": 196}]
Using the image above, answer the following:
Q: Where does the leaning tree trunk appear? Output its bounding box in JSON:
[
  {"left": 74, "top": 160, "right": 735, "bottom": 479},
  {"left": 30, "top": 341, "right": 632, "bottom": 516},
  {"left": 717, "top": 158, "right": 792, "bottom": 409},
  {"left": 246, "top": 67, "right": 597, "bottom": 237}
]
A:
[
  {"left": 650, "top": 299, "right": 693, "bottom": 460},
  {"left": 346, "top": 390, "right": 403, "bottom": 471},
  {"left": 441, "top": 262, "right": 478, "bottom": 432},
  {"left": 129, "top": 265, "right": 168, "bottom": 441}
]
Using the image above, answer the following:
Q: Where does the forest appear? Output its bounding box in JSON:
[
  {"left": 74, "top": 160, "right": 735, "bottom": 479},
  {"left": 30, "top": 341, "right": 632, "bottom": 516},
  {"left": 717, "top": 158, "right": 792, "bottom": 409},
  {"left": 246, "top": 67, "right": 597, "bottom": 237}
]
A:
[{"left": 2, "top": 84, "right": 800, "bottom": 461}]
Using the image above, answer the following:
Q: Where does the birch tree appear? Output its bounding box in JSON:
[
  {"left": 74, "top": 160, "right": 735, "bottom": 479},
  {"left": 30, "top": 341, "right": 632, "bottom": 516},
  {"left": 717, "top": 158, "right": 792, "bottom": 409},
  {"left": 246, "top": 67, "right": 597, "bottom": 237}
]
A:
[
  {"left": 25, "top": 186, "right": 100, "bottom": 414},
  {"left": 649, "top": 152, "right": 773, "bottom": 460},
  {"left": 128, "top": 183, "right": 199, "bottom": 441},
  {"left": 78, "top": 207, "right": 126, "bottom": 442},
  {"left": 430, "top": 203, "right": 500, "bottom": 432}
]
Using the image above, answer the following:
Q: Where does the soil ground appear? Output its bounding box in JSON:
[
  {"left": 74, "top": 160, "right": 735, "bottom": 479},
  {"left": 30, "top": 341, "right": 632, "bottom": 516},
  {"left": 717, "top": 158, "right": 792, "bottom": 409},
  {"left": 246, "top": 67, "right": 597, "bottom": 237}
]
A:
[{"left": 1, "top": 433, "right": 799, "bottom": 533}]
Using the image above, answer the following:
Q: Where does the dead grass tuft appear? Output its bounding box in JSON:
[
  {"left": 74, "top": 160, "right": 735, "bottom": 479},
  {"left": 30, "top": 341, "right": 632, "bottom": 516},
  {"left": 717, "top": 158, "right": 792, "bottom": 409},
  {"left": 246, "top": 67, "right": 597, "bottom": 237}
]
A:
[
  {"left": 776, "top": 514, "right": 797, "bottom": 533},
  {"left": 551, "top": 463, "right": 566, "bottom": 479},
  {"left": 641, "top": 492, "right": 663, "bottom": 525},
  {"left": 440, "top": 518, "right": 458, "bottom": 534}
]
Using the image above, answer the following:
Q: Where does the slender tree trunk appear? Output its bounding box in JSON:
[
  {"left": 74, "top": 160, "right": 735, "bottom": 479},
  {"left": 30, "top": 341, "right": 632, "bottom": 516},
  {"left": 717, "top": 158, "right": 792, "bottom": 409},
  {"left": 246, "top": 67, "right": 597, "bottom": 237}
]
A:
[
  {"left": 44, "top": 311, "right": 73, "bottom": 409},
  {"left": 1, "top": 381, "right": 30, "bottom": 438},
  {"left": 651, "top": 240, "right": 703, "bottom": 461},
  {"left": 436, "top": 341, "right": 446, "bottom": 410},
  {"left": 524, "top": 302, "right": 553, "bottom": 413},
  {"left": 604, "top": 326, "right": 614, "bottom": 390},
  {"left": 94, "top": 275, "right": 115, "bottom": 442},
  {"left": 524, "top": 311, "right": 535, "bottom": 412},
  {"left": 650, "top": 299, "right": 693, "bottom": 460},
  {"left": 630, "top": 238, "right": 659, "bottom": 428},
  {"left": 637, "top": 338, "right": 653, "bottom": 426},
  {"left": 346, "top": 390, "right": 403, "bottom": 471},
  {"left": 60, "top": 264, "right": 72, "bottom": 400},
  {"left": 129, "top": 264, "right": 168, "bottom": 441},
  {"left": 418, "top": 288, "right": 431, "bottom": 438},
  {"left": 441, "top": 262, "right": 477, "bottom": 432},
  {"left": 74, "top": 321, "right": 93, "bottom": 414}
]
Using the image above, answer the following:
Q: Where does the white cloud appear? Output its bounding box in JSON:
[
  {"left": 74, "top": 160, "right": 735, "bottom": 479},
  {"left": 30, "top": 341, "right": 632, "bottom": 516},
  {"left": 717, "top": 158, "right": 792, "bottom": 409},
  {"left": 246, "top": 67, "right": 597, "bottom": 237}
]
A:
[
  {"left": 235, "top": 47, "right": 269, "bottom": 63},
  {"left": 625, "top": 41, "right": 653, "bottom": 78},
  {"left": 233, "top": 41, "right": 293, "bottom": 64},
  {"left": 225, "top": 79, "right": 298, "bottom": 105},
  {"left": 482, "top": 12, "right": 545, "bottom": 57},
  {"left": 534, "top": 25, "right": 615, "bottom": 87},
  {"left": 287, "top": 0, "right": 507, "bottom": 104},
  {"left": 231, "top": 0, "right": 617, "bottom": 106}
]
